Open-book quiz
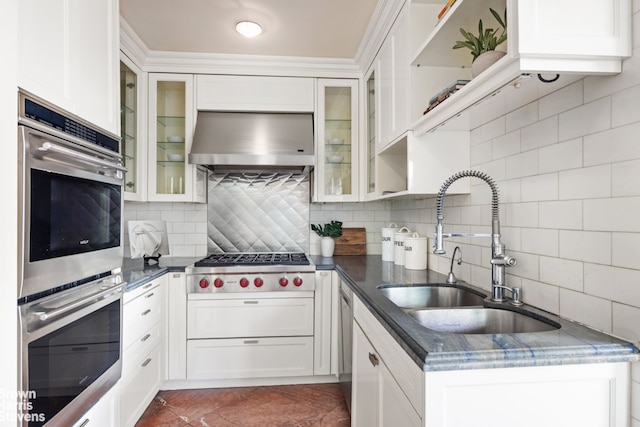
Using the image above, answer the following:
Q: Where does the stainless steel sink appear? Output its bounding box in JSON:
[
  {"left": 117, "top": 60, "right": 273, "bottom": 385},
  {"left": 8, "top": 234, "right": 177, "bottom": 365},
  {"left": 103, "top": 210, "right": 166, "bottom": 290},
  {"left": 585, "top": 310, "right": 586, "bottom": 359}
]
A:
[
  {"left": 377, "top": 284, "right": 486, "bottom": 309},
  {"left": 408, "top": 307, "right": 560, "bottom": 334}
]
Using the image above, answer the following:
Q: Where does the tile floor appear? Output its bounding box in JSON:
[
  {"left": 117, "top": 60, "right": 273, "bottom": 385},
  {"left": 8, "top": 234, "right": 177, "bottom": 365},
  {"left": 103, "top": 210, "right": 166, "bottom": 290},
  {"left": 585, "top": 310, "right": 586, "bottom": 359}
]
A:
[{"left": 135, "top": 383, "right": 350, "bottom": 426}]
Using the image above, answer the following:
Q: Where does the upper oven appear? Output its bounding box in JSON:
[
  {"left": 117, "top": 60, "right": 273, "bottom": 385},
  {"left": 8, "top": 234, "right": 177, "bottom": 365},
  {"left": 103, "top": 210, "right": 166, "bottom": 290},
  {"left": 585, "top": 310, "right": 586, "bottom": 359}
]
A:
[{"left": 18, "top": 90, "right": 126, "bottom": 299}]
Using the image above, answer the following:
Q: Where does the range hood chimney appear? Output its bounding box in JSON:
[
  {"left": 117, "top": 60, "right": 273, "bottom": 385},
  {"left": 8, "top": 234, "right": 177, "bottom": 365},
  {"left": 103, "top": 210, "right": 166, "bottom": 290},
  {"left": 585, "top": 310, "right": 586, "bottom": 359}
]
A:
[{"left": 189, "top": 111, "right": 314, "bottom": 172}]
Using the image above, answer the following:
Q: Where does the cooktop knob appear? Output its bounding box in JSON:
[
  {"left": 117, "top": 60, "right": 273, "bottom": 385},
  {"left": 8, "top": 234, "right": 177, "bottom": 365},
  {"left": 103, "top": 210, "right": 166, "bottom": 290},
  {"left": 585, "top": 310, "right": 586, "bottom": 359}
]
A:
[
  {"left": 279, "top": 277, "right": 288, "bottom": 287},
  {"left": 240, "top": 278, "right": 249, "bottom": 288},
  {"left": 213, "top": 278, "right": 224, "bottom": 288},
  {"left": 254, "top": 277, "right": 264, "bottom": 288},
  {"left": 198, "top": 278, "right": 209, "bottom": 289},
  {"left": 293, "top": 277, "right": 303, "bottom": 287}
]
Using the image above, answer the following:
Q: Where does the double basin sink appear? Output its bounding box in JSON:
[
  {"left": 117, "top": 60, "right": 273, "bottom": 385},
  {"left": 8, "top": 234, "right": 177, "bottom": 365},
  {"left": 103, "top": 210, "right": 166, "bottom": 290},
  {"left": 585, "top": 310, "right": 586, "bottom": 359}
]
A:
[{"left": 377, "top": 284, "right": 560, "bottom": 335}]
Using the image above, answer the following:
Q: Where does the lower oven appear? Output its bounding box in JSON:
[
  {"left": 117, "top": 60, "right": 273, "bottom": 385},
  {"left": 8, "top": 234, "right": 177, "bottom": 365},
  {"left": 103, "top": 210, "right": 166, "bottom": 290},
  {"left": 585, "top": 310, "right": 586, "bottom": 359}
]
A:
[
  {"left": 18, "top": 272, "right": 124, "bottom": 427},
  {"left": 185, "top": 253, "right": 316, "bottom": 381}
]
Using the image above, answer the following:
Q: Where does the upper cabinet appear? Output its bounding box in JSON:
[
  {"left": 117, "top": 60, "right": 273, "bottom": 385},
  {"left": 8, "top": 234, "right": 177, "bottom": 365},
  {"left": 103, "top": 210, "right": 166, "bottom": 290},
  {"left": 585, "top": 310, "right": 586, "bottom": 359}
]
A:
[
  {"left": 148, "top": 74, "right": 207, "bottom": 203},
  {"left": 408, "top": 0, "right": 632, "bottom": 136},
  {"left": 196, "top": 75, "right": 314, "bottom": 112},
  {"left": 120, "top": 55, "right": 148, "bottom": 201},
  {"left": 315, "top": 79, "right": 359, "bottom": 202},
  {"left": 18, "top": 0, "right": 120, "bottom": 135}
]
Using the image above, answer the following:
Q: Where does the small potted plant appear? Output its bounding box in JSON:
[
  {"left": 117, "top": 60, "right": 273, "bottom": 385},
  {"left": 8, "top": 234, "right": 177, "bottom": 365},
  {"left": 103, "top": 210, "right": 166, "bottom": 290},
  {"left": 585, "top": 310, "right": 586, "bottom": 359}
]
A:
[
  {"left": 311, "top": 221, "right": 343, "bottom": 257},
  {"left": 452, "top": 8, "right": 507, "bottom": 77}
]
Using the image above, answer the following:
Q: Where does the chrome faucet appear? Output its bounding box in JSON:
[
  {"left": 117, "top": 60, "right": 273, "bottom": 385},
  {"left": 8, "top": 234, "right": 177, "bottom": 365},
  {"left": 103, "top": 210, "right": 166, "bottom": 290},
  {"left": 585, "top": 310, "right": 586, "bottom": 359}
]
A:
[{"left": 433, "top": 170, "right": 520, "bottom": 305}]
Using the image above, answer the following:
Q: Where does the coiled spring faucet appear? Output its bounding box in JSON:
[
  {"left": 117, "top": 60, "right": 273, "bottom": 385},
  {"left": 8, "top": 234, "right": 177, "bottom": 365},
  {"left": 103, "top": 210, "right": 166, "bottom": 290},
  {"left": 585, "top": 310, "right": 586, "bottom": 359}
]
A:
[{"left": 434, "top": 170, "right": 520, "bottom": 305}]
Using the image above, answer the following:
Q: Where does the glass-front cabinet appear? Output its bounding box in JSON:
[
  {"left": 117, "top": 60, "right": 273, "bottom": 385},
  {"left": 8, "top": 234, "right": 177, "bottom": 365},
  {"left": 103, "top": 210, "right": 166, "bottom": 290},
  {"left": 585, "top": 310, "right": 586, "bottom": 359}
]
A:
[
  {"left": 119, "top": 55, "right": 147, "bottom": 201},
  {"left": 315, "top": 79, "right": 359, "bottom": 202},
  {"left": 363, "top": 68, "right": 377, "bottom": 200},
  {"left": 148, "top": 73, "right": 206, "bottom": 202}
]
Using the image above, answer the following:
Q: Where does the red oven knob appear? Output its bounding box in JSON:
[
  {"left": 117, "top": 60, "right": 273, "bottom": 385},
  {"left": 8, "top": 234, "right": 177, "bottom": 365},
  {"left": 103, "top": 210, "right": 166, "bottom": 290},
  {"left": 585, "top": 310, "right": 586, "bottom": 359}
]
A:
[
  {"left": 240, "top": 278, "right": 249, "bottom": 288},
  {"left": 254, "top": 277, "right": 264, "bottom": 288},
  {"left": 213, "top": 278, "right": 224, "bottom": 288},
  {"left": 279, "top": 277, "right": 289, "bottom": 287},
  {"left": 293, "top": 276, "right": 303, "bottom": 287},
  {"left": 199, "top": 278, "right": 209, "bottom": 289}
]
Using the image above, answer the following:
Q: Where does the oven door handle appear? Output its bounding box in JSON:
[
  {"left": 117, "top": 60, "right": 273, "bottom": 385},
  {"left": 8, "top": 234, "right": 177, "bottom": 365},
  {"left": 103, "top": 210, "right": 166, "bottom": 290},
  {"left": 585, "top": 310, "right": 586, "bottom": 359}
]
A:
[
  {"left": 39, "top": 141, "right": 128, "bottom": 173},
  {"left": 35, "top": 284, "right": 124, "bottom": 322}
]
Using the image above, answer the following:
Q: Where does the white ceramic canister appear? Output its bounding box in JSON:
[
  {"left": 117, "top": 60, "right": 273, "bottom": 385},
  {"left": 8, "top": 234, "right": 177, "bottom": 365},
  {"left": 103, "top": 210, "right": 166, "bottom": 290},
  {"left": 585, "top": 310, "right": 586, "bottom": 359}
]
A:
[
  {"left": 381, "top": 223, "right": 401, "bottom": 262},
  {"left": 393, "top": 227, "right": 412, "bottom": 266},
  {"left": 404, "top": 232, "right": 428, "bottom": 270}
]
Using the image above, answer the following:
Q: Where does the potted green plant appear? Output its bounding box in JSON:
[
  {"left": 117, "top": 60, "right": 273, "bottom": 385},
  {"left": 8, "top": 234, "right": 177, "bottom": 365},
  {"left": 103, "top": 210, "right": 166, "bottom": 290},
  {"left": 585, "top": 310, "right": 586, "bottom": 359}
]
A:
[
  {"left": 311, "top": 221, "right": 343, "bottom": 257},
  {"left": 452, "top": 8, "right": 507, "bottom": 77}
]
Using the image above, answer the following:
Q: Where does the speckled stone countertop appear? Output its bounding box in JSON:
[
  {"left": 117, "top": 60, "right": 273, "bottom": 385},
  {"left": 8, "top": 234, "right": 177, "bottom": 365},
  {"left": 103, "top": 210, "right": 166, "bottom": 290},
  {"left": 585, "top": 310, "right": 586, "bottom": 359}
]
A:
[
  {"left": 312, "top": 255, "right": 639, "bottom": 372},
  {"left": 121, "top": 256, "right": 200, "bottom": 292}
]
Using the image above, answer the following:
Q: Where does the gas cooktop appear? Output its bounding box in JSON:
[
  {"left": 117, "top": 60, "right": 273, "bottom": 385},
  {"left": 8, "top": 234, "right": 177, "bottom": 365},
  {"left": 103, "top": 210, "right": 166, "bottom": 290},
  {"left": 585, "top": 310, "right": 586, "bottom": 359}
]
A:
[{"left": 193, "top": 252, "right": 311, "bottom": 268}]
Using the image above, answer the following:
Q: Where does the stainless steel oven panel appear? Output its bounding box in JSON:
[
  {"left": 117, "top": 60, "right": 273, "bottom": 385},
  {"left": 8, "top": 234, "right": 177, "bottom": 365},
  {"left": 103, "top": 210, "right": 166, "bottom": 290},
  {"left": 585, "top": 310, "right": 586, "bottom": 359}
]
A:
[
  {"left": 18, "top": 124, "right": 125, "bottom": 299},
  {"left": 18, "top": 275, "right": 124, "bottom": 427}
]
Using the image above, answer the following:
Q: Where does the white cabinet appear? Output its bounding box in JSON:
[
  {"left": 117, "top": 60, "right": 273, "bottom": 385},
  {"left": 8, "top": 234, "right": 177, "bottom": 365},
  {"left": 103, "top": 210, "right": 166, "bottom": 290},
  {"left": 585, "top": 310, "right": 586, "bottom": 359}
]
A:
[
  {"left": 352, "top": 322, "right": 422, "bottom": 427},
  {"left": 121, "top": 277, "right": 166, "bottom": 427},
  {"left": 352, "top": 294, "right": 424, "bottom": 427},
  {"left": 186, "top": 294, "right": 315, "bottom": 380},
  {"left": 408, "top": 0, "right": 632, "bottom": 136},
  {"left": 377, "top": 5, "right": 410, "bottom": 150},
  {"left": 18, "top": 0, "right": 119, "bottom": 134},
  {"left": 196, "top": 75, "right": 314, "bottom": 112},
  {"left": 166, "top": 272, "right": 188, "bottom": 380},
  {"left": 314, "top": 79, "right": 359, "bottom": 202},
  {"left": 314, "top": 270, "right": 338, "bottom": 375},
  {"left": 71, "top": 382, "right": 120, "bottom": 427},
  {"left": 148, "top": 73, "right": 207, "bottom": 203},
  {"left": 120, "top": 54, "right": 148, "bottom": 201},
  {"left": 361, "top": 67, "right": 377, "bottom": 200}
]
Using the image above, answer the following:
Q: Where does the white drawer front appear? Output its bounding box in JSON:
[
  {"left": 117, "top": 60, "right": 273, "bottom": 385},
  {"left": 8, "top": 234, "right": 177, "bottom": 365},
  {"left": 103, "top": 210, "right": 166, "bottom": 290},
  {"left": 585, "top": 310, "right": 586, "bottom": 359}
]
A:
[
  {"left": 187, "top": 298, "right": 314, "bottom": 339},
  {"left": 122, "top": 320, "right": 162, "bottom": 377},
  {"left": 121, "top": 343, "right": 163, "bottom": 427},
  {"left": 187, "top": 336, "right": 314, "bottom": 379},
  {"left": 123, "top": 287, "right": 163, "bottom": 350}
]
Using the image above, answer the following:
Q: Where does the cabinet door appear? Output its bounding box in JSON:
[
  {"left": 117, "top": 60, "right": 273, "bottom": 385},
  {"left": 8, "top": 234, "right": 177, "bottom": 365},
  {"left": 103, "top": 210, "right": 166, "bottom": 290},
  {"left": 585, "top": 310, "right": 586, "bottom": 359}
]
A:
[
  {"left": 352, "top": 322, "right": 379, "bottom": 427},
  {"left": 314, "top": 270, "right": 334, "bottom": 375},
  {"left": 120, "top": 55, "right": 148, "bottom": 201},
  {"left": 166, "top": 272, "right": 187, "bottom": 380},
  {"left": 18, "top": 0, "right": 119, "bottom": 134},
  {"left": 380, "top": 364, "right": 422, "bottom": 427},
  {"left": 148, "top": 73, "right": 204, "bottom": 202},
  {"left": 362, "top": 66, "right": 377, "bottom": 200},
  {"left": 315, "top": 79, "right": 359, "bottom": 202}
]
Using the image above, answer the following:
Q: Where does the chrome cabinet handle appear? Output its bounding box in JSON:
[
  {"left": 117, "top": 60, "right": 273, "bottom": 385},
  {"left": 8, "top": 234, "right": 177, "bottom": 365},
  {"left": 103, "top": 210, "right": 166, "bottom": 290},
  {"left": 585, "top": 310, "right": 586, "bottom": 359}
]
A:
[
  {"left": 368, "top": 352, "right": 379, "bottom": 367},
  {"left": 145, "top": 292, "right": 155, "bottom": 298},
  {"left": 141, "top": 309, "right": 151, "bottom": 316},
  {"left": 141, "top": 334, "right": 151, "bottom": 342},
  {"left": 243, "top": 340, "right": 259, "bottom": 344},
  {"left": 142, "top": 358, "right": 152, "bottom": 367}
]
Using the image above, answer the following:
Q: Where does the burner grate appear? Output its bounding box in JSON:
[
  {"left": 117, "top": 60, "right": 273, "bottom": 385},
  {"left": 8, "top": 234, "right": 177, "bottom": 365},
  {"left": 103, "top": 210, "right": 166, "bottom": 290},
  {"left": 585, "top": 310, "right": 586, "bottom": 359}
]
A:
[{"left": 194, "top": 252, "right": 310, "bottom": 267}]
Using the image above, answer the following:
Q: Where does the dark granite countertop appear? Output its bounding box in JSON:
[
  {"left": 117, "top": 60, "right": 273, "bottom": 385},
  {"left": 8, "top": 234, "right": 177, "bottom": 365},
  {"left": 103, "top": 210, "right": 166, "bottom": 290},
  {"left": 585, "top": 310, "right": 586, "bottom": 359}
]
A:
[
  {"left": 121, "top": 256, "right": 200, "bottom": 292},
  {"left": 314, "top": 255, "right": 639, "bottom": 372}
]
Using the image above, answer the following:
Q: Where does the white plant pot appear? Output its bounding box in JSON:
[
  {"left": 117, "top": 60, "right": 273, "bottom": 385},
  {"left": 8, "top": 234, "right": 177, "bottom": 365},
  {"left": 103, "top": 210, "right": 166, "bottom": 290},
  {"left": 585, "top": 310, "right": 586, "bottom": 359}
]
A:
[
  {"left": 471, "top": 50, "right": 507, "bottom": 78},
  {"left": 321, "top": 237, "right": 336, "bottom": 257}
]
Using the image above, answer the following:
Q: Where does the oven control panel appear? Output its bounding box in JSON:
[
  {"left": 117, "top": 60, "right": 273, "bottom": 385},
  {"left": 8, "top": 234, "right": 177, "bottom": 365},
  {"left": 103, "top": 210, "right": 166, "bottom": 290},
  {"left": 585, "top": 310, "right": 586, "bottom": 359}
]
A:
[{"left": 187, "top": 272, "right": 316, "bottom": 293}]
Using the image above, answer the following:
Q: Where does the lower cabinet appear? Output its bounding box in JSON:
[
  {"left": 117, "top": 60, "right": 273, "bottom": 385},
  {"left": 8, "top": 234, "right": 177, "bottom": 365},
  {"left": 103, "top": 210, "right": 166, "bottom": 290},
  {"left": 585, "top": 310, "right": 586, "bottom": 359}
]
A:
[
  {"left": 352, "top": 321, "right": 421, "bottom": 427},
  {"left": 120, "top": 276, "right": 166, "bottom": 426},
  {"left": 71, "top": 382, "right": 120, "bottom": 427}
]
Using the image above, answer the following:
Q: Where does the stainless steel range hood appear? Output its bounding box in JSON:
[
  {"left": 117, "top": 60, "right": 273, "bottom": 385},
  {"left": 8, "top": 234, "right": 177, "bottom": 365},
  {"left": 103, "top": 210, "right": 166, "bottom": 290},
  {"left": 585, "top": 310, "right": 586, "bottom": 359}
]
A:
[{"left": 189, "top": 111, "right": 314, "bottom": 172}]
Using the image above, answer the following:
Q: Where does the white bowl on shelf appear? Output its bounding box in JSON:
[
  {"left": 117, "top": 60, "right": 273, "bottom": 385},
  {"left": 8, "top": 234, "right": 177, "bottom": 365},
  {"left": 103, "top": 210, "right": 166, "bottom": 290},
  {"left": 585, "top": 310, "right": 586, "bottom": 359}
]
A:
[
  {"left": 328, "top": 138, "right": 344, "bottom": 145},
  {"left": 167, "top": 136, "right": 185, "bottom": 143},
  {"left": 167, "top": 154, "right": 185, "bottom": 162},
  {"left": 327, "top": 155, "right": 343, "bottom": 163}
]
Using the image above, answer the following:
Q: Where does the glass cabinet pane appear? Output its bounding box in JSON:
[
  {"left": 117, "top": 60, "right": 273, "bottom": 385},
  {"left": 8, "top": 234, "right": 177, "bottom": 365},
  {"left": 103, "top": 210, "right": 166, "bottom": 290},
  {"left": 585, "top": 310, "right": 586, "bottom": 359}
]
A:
[
  {"left": 324, "top": 86, "right": 353, "bottom": 197},
  {"left": 155, "top": 81, "right": 186, "bottom": 195},
  {"left": 366, "top": 72, "right": 376, "bottom": 196},
  {"left": 120, "top": 61, "right": 137, "bottom": 194}
]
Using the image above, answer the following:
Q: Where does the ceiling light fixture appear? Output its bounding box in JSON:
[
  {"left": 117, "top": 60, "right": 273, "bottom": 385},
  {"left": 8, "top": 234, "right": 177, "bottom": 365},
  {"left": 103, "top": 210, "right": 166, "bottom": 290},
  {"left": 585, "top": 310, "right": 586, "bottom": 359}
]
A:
[{"left": 236, "top": 21, "right": 262, "bottom": 38}]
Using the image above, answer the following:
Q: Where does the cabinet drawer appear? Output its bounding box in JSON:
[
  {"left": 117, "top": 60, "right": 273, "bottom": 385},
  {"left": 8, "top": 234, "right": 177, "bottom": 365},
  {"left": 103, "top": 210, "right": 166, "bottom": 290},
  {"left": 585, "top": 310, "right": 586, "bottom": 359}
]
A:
[
  {"left": 187, "top": 298, "right": 314, "bottom": 339},
  {"left": 187, "top": 336, "right": 314, "bottom": 379},
  {"left": 123, "top": 285, "right": 163, "bottom": 350},
  {"left": 123, "top": 320, "right": 162, "bottom": 377},
  {"left": 124, "top": 279, "right": 161, "bottom": 303},
  {"left": 121, "top": 343, "right": 163, "bottom": 427}
]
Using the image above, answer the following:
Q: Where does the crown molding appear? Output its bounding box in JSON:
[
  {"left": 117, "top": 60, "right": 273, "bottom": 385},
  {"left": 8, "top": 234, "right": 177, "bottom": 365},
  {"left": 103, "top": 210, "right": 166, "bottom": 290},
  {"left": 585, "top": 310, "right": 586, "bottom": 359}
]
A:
[{"left": 354, "top": 0, "right": 406, "bottom": 72}]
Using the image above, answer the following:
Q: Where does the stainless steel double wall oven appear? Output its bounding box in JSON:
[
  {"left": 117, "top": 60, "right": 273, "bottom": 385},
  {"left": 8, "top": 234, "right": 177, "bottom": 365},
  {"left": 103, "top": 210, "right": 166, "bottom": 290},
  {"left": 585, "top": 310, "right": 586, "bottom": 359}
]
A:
[{"left": 17, "top": 91, "right": 125, "bottom": 426}]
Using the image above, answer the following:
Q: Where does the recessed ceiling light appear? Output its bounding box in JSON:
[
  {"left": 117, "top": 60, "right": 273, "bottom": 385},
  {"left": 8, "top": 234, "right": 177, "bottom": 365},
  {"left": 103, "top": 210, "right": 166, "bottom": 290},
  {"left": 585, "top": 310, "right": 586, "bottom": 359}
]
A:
[{"left": 236, "top": 21, "right": 262, "bottom": 38}]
